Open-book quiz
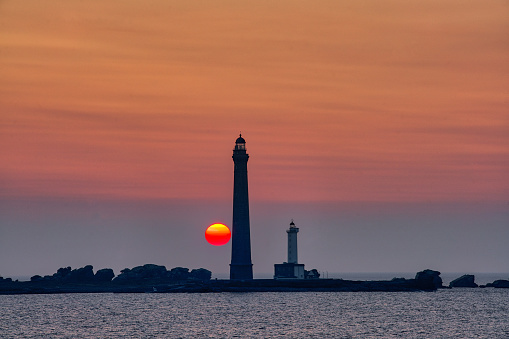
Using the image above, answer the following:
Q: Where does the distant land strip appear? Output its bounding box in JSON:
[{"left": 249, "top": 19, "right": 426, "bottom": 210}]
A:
[{"left": 1, "top": 266, "right": 508, "bottom": 295}]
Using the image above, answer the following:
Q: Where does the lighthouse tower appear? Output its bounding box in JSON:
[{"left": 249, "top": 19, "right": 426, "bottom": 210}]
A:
[
  {"left": 287, "top": 220, "right": 299, "bottom": 264},
  {"left": 230, "top": 134, "right": 253, "bottom": 280},
  {"left": 274, "top": 220, "right": 305, "bottom": 279}
]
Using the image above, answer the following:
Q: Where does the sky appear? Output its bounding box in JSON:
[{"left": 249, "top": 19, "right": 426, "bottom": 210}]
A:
[{"left": 1, "top": 0, "right": 508, "bottom": 278}]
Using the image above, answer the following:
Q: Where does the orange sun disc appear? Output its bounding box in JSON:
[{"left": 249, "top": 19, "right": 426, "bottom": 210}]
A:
[{"left": 205, "top": 223, "right": 231, "bottom": 246}]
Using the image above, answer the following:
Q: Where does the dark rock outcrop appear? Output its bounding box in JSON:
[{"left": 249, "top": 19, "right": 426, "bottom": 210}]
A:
[
  {"left": 415, "top": 269, "right": 442, "bottom": 290},
  {"left": 113, "top": 264, "right": 211, "bottom": 283},
  {"left": 53, "top": 266, "right": 72, "bottom": 280},
  {"left": 168, "top": 267, "right": 189, "bottom": 281},
  {"left": 113, "top": 264, "right": 168, "bottom": 283},
  {"left": 1, "top": 268, "right": 448, "bottom": 294},
  {"left": 486, "top": 280, "right": 509, "bottom": 288},
  {"left": 190, "top": 268, "right": 212, "bottom": 281},
  {"left": 0, "top": 276, "right": 13, "bottom": 283},
  {"left": 305, "top": 269, "right": 320, "bottom": 279},
  {"left": 67, "top": 265, "right": 95, "bottom": 283},
  {"left": 95, "top": 268, "right": 115, "bottom": 282},
  {"left": 30, "top": 275, "right": 43, "bottom": 282},
  {"left": 47, "top": 265, "right": 96, "bottom": 283},
  {"left": 449, "top": 274, "right": 477, "bottom": 288},
  {"left": 36, "top": 265, "right": 113, "bottom": 284}
]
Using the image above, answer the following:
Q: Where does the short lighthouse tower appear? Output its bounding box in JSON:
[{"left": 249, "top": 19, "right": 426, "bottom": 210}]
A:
[{"left": 274, "top": 220, "right": 305, "bottom": 279}]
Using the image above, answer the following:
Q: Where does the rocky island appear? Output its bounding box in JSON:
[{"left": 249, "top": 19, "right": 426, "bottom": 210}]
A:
[{"left": 1, "top": 266, "right": 508, "bottom": 295}]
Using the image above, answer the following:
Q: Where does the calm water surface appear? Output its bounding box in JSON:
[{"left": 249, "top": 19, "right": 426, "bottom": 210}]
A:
[{"left": 1, "top": 289, "right": 508, "bottom": 338}]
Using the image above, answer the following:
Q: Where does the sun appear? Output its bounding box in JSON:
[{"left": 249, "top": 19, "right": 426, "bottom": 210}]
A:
[{"left": 205, "top": 223, "right": 231, "bottom": 246}]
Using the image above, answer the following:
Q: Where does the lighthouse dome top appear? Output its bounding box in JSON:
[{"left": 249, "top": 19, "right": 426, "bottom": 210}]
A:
[{"left": 235, "top": 134, "right": 246, "bottom": 144}]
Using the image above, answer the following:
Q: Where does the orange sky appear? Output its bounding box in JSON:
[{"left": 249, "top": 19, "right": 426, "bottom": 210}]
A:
[{"left": 1, "top": 0, "right": 508, "bottom": 202}]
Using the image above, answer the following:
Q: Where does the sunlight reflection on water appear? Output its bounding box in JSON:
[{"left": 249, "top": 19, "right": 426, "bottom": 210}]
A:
[{"left": 1, "top": 289, "right": 508, "bottom": 338}]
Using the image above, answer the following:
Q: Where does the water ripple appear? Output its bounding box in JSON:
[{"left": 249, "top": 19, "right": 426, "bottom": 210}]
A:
[{"left": 1, "top": 289, "right": 508, "bottom": 338}]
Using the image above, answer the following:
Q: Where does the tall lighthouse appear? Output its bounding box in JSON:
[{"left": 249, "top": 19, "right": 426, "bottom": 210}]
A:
[{"left": 230, "top": 134, "right": 253, "bottom": 280}]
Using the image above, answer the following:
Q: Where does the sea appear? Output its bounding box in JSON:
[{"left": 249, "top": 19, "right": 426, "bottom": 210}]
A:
[{"left": 1, "top": 273, "right": 508, "bottom": 338}]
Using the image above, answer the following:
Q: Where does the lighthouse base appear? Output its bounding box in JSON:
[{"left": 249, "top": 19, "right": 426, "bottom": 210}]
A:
[
  {"left": 274, "top": 263, "right": 305, "bottom": 279},
  {"left": 230, "top": 264, "right": 253, "bottom": 280}
]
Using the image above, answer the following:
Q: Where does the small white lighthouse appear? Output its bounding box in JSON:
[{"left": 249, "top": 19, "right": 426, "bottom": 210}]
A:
[
  {"left": 274, "top": 220, "right": 305, "bottom": 279},
  {"left": 287, "top": 220, "right": 299, "bottom": 264}
]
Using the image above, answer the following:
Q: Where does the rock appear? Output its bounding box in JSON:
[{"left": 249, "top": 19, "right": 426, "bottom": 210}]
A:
[
  {"left": 53, "top": 267, "right": 72, "bottom": 280},
  {"left": 95, "top": 268, "right": 115, "bottom": 282},
  {"left": 114, "top": 264, "right": 168, "bottom": 282},
  {"left": 112, "top": 270, "right": 128, "bottom": 282},
  {"left": 132, "top": 264, "right": 167, "bottom": 279},
  {"left": 190, "top": 268, "right": 212, "bottom": 281},
  {"left": 120, "top": 268, "right": 131, "bottom": 275},
  {"left": 168, "top": 267, "right": 190, "bottom": 281},
  {"left": 486, "top": 280, "right": 509, "bottom": 288},
  {"left": 30, "top": 275, "right": 43, "bottom": 282},
  {"left": 449, "top": 275, "right": 477, "bottom": 288},
  {"left": 305, "top": 269, "right": 320, "bottom": 279},
  {"left": 0, "top": 276, "right": 13, "bottom": 283},
  {"left": 415, "top": 269, "right": 442, "bottom": 290},
  {"left": 67, "top": 265, "right": 95, "bottom": 283},
  {"left": 112, "top": 265, "right": 214, "bottom": 283},
  {"left": 48, "top": 265, "right": 96, "bottom": 283}
]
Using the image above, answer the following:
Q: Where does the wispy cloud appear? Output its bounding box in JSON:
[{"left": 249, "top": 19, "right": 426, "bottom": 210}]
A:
[{"left": 1, "top": 0, "right": 508, "bottom": 202}]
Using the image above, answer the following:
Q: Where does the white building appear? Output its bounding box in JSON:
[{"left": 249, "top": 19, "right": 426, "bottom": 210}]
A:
[{"left": 274, "top": 220, "right": 305, "bottom": 279}]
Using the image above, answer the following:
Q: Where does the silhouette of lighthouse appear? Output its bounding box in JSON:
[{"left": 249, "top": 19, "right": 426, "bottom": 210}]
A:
[{"left": 230, "top": 134, "right": 254, "bottom": 280}]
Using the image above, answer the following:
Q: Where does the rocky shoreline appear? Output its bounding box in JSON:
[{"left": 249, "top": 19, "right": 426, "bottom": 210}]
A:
[{"left": 1, "top": 266, "right": 508, "bottom": 295}]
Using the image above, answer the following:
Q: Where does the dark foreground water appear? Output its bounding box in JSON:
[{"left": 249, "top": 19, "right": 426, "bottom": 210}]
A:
[{"left": 1, "top": 289, "right": 508, "bottom": 338}]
